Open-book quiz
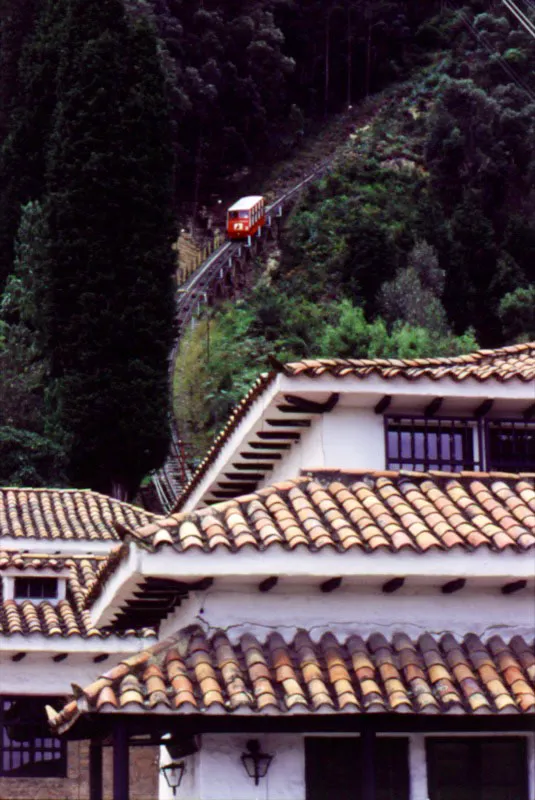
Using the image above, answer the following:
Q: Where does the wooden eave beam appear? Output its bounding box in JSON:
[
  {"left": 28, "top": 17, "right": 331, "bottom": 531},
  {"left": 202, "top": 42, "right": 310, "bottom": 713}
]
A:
[
  {"left": 258, "top": 576, "right": 278, "bottom": 593},
  {"left": 320, "top": 577, "right": 342, "bottom": 593},
  {"left": 52, "top": 653, "right": 68, "bottom": 662},
  {"left": 249, "top": 442, "right": 292, "bottom": 450},
  {"left": 239, "top": 452, "right": 282, "bottom": 460},
  {"left": 256, "top": 432, "right": 301, "bottom": 441},
  {"left": 374, "top": 395, "right": 392, "bottom": 415},
  {"left": 282, "top": 393, "right": 340, "bottom": 414},
  {"left": 424, "top": 397, "right": 443, "bottom": 417},
  {"left": 382, "top": 577, "right": 405, "bottom": 594},
  {"left": 501, "top": 579, "right": 527, "bottom": 595},
  {"left": 266, "top": 419, "right": 311, "bottom": 428},
  {"left": 234, "top": 461, "right": 278, "bottom": 470},
  {"left": 225, "top": 472, "right": 265, "bottom": 482},
  {"left": 441, "top": 578, "right": 466, "bottom": 594},
  {"left": 474, "top": 398, "right": 493, "bottom": 418},
  {"left": 216, "top": 481, "right": 258, "bottom": 491}
]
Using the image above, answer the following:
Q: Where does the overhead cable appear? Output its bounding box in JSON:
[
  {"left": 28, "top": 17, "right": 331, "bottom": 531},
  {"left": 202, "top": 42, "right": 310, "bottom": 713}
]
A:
[
  {"left": 444, "top": 0, "right": 535, "bottom": 101},
  {"left": 502, "top": 0, "right": 535, "bottom": 38}
]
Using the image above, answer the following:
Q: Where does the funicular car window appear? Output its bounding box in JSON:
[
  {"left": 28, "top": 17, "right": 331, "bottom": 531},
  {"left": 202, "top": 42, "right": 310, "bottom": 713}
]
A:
[
  {"left": 239, "top": 211, "right": 248, "bottom": 219},
  {"left": 229, "top": 211, "right": 239, "bottom": 219}
]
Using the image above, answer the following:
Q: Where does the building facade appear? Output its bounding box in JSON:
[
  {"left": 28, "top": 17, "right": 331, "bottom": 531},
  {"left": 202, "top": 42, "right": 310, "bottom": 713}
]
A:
[
  {"left": 46, "top": 343, "right": 535, "bottom": 800},
  {"left": 0, "top": 490, "right": 160, "bottom": 799}
]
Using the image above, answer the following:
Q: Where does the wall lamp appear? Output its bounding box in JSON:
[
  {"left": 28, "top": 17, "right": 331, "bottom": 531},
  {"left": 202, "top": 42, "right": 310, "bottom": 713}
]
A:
[
  {"left": 240, "top": 739, "right": 274, "bottom": 786},
  {"left": 160, "top": 760, "right": 186, "bottom": 796}
]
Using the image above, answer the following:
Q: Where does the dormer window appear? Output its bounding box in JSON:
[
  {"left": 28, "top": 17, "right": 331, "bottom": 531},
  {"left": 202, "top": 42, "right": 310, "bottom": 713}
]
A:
[
  {"left": 386, "top": 416, "right": 479, "bottom": 472},
  {"left": 487, "top": 420, "right": 535, "bottom": 472},
  {"left": 385, "top": 415, "right": 535, "bottom": 473},
  {"left": 13, "top": 577, "right": 59, "bottom": 601}
]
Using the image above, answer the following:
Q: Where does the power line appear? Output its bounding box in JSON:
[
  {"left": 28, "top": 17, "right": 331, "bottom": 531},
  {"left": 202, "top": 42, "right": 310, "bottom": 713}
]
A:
[
  {"left": 444, "top": 1, "right": 535, "bottom": 101},
  {"left": 501, "top": 0, "right": 535, "bottom": 39}
]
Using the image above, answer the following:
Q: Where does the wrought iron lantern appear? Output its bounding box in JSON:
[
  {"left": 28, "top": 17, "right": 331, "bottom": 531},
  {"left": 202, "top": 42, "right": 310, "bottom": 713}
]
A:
[
  {"left": 160, "top": 760, "right": 186, "bottom": 796},
  {"left": 240, "top": 739, "right": 274, "bottom": 786}
]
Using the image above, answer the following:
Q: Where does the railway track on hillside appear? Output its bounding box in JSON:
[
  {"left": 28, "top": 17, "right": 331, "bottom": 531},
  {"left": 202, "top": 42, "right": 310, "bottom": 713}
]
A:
[
  {"left": 176, "top": 158, "right": 332, "bottom": 331},
  {"left": 145, "top": 157, "right": 334, "bottom": 513}
]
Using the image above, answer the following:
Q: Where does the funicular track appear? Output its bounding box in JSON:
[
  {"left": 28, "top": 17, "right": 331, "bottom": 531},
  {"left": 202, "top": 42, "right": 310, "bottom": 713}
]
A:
[{"left": 145, "top": 159, "right": 333, "bottom": 513}]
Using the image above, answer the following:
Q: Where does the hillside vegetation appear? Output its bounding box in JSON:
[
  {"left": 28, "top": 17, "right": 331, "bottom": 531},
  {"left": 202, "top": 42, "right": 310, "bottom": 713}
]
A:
[
  {"left": 175, "top": 3, "right": 535, "bottom": 459},
  {"left": 0, "top": 0, "right": 533, "bottom": 485}
]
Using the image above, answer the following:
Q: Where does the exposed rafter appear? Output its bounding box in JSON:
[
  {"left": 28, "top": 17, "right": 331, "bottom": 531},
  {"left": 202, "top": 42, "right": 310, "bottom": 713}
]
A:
[
  {"left": 441, "top": 578, "right": 466, "bottom": 594},
  {"left": 320, "top": 577, "right": 342, "bottom": 593},
  {"left": 382, "top": 577, "right": 405, "bottom": 594},
  {"left": 501, "top": 580, "right": 527, "bottom": 595},
  {"left": 256, "top": 432, "right": 301, "bottom": 441},
  {"left": 474, "top": 399, "right": 493, "bottom": 418},
  {"left": 282, "top": 393, "right": 340, "bottom": 414},
  {"left": 266, "top": 419, "right": 311, "bottom": 428},
  {"left": 258, "top": 576, "right": 278, "bottom": 593},
  {"left": 424, "top": 397, "right": 443, "bottom": 417},
  {"left": 374, "top": 395, "right": 392, "bottom": 415}
]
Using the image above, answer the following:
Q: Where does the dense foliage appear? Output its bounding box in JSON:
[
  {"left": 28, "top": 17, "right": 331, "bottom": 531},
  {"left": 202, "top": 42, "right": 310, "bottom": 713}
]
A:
[
  {"left": 1, "top": 0, "right": 534, "bottom": 483},
  {"left": 174, "top": 1, "right": 535, "bottom": 454},
  {"left": 0, "top": 0, "right": 176, "bottom": 495}
]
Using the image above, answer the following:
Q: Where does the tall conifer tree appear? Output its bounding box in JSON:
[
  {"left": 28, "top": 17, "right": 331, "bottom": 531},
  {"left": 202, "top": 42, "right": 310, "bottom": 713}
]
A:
[{"left": 39, "top": 0, "right": 176, "bottom": 498}]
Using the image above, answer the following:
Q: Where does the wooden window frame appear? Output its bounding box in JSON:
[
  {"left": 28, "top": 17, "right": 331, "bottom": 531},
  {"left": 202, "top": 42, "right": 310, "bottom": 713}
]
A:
[
  {"left": 0, "top": 696, "right": 67, "bottom": 778},
  {"left": 426, "top": 736, "right": 529, "bottom": 800}
]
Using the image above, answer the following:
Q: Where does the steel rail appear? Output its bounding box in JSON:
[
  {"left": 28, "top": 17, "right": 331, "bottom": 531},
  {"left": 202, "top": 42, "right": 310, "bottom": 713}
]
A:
[{"left": 152, "top": 157, "right": 334, "bottom": 510}]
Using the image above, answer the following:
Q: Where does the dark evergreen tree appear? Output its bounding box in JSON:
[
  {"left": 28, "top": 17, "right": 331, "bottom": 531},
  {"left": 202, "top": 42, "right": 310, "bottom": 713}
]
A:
[
  {"left": 0, "top": 0, "right": 67, "bottom": 288},
  {"left": 38, "top": 0, "right": 176, "bottom": 498}
]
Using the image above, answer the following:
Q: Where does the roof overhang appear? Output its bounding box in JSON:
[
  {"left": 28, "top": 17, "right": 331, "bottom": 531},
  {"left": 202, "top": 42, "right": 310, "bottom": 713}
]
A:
[
  {"left": 180, "top": 373, "right": 535, "bottom": 511},
  {"left": 58, "top": 708, "right": 535, "bottom": 741},
  {"left": 90, "top": 542, "right": 535, "bottom": 629}
]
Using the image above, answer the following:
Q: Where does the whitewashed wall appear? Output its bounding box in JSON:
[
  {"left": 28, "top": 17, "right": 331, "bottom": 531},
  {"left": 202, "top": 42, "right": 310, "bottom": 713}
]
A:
[
  {"left": 159, "top": 584, "right": 535, "bottom": 644},
  {"left": 160, "top": 734, "right": 304, "bottom": 800},
  {"left": 260, "top": 407, "right": 386, "bottom": 489},
  {"left": 159, "top": 732, "right": 535, "bottom": 800}
]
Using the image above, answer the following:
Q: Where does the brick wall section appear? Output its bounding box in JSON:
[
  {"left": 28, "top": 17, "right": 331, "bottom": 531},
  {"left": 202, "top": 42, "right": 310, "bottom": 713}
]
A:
[{"left": 0, "top": 741, "right": 159, "bottom": 800}]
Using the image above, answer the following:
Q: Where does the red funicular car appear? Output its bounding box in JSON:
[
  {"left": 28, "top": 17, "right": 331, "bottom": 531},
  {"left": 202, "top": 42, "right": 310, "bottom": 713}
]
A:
[{"left": 226, "top": 195, "right": 266, "bottom": 240}]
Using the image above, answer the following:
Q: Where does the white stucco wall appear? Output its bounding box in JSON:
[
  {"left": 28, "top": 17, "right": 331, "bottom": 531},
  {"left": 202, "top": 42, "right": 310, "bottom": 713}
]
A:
[
  {"left": 261, "top": 407, "right": 386, "bottom": 489},
  {"left": 265, "top": 421, "right": 324, "bottom": 487},
  {"left": 161, "top": 734, "right": 305, "bottom": 800},
  {"left": 0, "top": 649, "right": 152, "bottom": 694},
  {"left": 322, "top": 406, "right": 385, "bottom": 471},
  {"left": 158, "top": 732, "right": 535, "bottom": 800},
  {"left": 158, "top": 584, "right": 535, "bottom": 644}
]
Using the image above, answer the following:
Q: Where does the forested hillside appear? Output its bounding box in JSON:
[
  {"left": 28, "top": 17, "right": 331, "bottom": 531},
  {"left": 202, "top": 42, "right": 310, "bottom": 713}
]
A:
[
  {"left": 0, "top": 0, "right": 533, "bottom": 483},
  {"left": 174, "top": 1, "right": 535, "bottom": 458}
]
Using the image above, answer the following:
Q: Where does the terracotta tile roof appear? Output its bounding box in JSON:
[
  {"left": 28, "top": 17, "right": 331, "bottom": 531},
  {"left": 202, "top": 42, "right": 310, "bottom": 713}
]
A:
[
  {"left": 125, "top": 471, "right": 535, "bottom": 555},
  {"left": 175, "top": 341, "right": 535, "bottom": 509},
  {"left": 0, "top": 551, "right": 154, "bottom": 639},
  {"left": 0, "top": 488, "right": 158, "bottom": 541},
  {"left": 49, "top": 627, "right": 535, "bottom": 732},
  {"left": 281, "top": 342, "right": 535, "bottom": 382}
]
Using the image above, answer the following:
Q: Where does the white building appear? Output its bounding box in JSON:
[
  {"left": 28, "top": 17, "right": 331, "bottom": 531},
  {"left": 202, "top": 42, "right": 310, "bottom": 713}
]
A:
[
  {"left": 50, "top": 342, "right": 535, "bottom": 800},
  {"left": 2, "top": 342, "right": 534, "bottom": 800}
]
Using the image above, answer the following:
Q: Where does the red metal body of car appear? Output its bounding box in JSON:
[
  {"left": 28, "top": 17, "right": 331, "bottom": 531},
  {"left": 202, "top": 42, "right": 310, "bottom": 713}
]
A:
[{"left": 227, "top": 195, "right": 266, "bottom": 239}]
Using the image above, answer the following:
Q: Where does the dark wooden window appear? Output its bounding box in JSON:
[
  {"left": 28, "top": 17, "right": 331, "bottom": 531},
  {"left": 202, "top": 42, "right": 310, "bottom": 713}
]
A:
[
  {"left": 427, "top": 737, "right": 528, "bottom": 800},
  {"left": 305, "top": 736, "right": 409, "bottom": 800},
  {"left": 0, "top": 697, "right": 67, "bottom": 778},
  {"left": 385, "top": 416, "right": 478, "bottom": 472},
  {"left": 486, "top": 420, "right": 535, "bottom": 471},
  {"left": 13, "top": 577, "right": 58, "bottom": 600}
]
